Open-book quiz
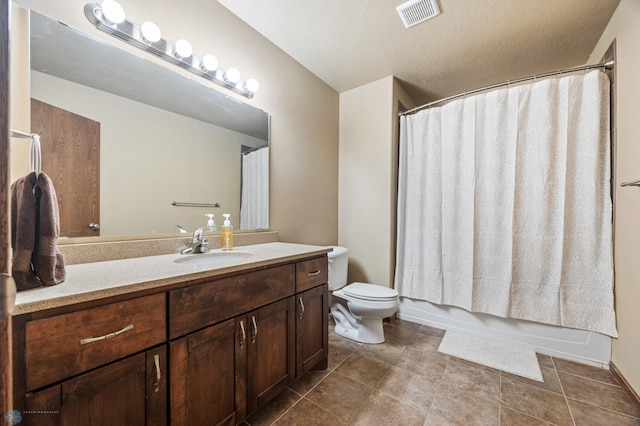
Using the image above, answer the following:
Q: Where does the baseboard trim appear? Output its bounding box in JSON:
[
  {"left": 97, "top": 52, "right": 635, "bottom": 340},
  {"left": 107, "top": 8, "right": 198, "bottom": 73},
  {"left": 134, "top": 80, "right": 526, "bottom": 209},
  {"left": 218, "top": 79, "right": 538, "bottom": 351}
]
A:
[{"left": 610, "top": 362, "right": 640, "bottom": 407}]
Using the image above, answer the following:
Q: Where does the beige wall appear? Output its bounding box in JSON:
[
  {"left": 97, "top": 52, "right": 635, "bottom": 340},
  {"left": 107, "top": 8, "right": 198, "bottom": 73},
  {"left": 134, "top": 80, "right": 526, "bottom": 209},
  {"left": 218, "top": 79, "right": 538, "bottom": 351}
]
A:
[
  {"left": 9, "top": 4, "right": 30, "bottom": 182},
  {"left": 391, "top": 79, "right": 416, "bottom": 283},
  {"left": 589, "top": 0, "right": 640, "bottom": 394},
  {"left": 338, "top": 76, "right": 414, "bottom": 288},
  {"left": 12, "top": 0, "right": 339, "bottom": 245}
]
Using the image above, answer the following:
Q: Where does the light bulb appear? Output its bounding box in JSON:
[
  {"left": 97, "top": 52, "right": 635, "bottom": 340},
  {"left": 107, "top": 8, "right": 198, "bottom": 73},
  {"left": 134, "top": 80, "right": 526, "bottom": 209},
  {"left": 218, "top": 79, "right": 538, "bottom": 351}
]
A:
[
  {"left": 225, "top": 67, "right": 240, "bottom": 84},
  {"left": 245, "top": 78, "right": 260, "bottom": 93},
  {"left": 201, "top": 54, "right": 219, "bottom": 72},
  {"left": 141, "top": 21, "right": 161, "bottom": 43},
  {"left": 174, "top": 39, "right": 193, "bottom": 59},
  {"left": 101, "top": 0, "right": 125, "bottom": 24}
]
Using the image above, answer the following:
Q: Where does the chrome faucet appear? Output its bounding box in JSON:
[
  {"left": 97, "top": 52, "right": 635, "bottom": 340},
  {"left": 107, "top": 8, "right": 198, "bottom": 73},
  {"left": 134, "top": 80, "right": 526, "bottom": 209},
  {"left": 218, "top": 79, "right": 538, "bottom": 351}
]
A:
[{"left": 180, "top": 227, "right": 209, "bottom": 254}]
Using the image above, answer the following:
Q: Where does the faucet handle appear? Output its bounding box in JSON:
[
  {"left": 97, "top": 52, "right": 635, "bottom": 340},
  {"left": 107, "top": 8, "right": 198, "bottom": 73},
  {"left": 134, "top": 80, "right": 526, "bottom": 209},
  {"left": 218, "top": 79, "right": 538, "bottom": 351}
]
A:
[{"left": 192, "top": 227, "right": 204, "bottom": 243}]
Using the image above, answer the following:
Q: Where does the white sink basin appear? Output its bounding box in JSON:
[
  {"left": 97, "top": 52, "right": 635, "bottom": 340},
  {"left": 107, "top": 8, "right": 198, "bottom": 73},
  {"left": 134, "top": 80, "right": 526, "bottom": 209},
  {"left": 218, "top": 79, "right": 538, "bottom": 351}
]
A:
[{"left": 173, "top": 250, "right": 255, "bottom": 265}]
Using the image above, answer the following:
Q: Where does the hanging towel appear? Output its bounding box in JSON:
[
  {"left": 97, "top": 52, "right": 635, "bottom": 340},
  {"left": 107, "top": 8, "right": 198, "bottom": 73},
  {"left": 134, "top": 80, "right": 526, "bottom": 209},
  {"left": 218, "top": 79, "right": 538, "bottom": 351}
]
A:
[
  {"left": 10, "top": 171, "right": 65, "bottom": 291},
  {"left": 11, "top": 173, "right": 41, "bottom": 290}
]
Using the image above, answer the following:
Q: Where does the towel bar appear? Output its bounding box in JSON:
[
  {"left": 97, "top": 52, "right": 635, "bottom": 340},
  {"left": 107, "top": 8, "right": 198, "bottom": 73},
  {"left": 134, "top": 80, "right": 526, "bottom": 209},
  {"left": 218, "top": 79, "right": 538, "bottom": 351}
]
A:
[
  {"left": 171, "top": 201, "right": 220, "bottom": 208},
  {"left": 620, "top": 179, "right": 640, "bottom": 187}
]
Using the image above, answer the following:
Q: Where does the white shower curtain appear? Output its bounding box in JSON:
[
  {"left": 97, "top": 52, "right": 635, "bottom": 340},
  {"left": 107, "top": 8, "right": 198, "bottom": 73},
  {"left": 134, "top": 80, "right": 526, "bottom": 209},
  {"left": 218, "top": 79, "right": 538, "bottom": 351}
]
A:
[
  {"left": 395, "top": 70, "right": 617, "bottom": 337},
  {"left": 240, "top": 147, "right": 269, "bottom": 230}
]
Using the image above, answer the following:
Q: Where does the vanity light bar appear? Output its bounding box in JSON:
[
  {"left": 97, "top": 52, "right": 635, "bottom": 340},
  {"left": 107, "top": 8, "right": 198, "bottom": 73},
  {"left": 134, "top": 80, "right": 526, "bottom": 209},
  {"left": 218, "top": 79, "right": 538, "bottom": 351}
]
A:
[{"left": 84, "top": 1, "right": 259, "bottom": 98}]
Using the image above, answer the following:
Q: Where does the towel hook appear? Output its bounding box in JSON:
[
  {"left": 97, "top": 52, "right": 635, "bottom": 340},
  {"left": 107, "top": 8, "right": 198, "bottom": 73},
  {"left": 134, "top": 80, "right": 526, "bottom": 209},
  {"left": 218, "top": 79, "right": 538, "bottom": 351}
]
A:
[
  {"left": 10, "top": 129, "right": 42, "bottom": 178},
  {"left": 30, "top": 134, "right": 42, "bottom": 178}
]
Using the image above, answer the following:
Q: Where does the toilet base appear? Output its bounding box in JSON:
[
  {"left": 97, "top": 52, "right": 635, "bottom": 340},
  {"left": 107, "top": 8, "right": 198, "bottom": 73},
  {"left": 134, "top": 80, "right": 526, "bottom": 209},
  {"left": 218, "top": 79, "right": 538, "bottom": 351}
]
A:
[{"left": 330, "top": 303, "right": 387, "bottom": 344}]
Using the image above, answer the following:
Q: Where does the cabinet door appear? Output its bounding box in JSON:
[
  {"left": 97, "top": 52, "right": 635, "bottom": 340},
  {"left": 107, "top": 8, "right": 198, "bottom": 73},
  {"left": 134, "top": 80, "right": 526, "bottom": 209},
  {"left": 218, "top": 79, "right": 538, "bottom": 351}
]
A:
[
  {"left": 296, "top": 283, "right": 329, "bottom": 377},
  {"left": 170, "top": 319, "right": 238, "bottom": 426},
  {"left": 25, "top": 349, "right": 165, "bottom": 426},
  {"left": 247, "top": 297, "right": 295, "bottom": 414}
]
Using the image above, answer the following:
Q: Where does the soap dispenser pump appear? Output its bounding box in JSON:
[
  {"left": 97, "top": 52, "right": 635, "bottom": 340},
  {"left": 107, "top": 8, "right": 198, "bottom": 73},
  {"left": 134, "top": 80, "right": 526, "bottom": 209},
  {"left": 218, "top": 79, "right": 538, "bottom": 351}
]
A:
[
  {"left": 205, "top": 214, "right": 216, "bottom": 232},
  {"left": 221, "top": 214, "right": 233, "bottom": 250}
]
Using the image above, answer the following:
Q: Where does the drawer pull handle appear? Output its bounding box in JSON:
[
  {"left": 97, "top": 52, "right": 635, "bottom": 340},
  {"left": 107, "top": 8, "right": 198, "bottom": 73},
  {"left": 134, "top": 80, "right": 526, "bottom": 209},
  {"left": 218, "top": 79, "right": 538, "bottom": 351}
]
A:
[
  {"left": 239, "top": 320, "right": 246, "bottom": 348},
  {"left": 251, "top": 316, "right": 258, "bottom": 344},
  {"left": 79, "top": 324, "right": 134, "bottom": 345},
  {"left": 307, "top": 270, "right": 321, "bottom": 276},
  {"left": 153, "top": 354, "right": 161, "bottom": 393},
  {"left": 299, "top": 297, "right": 305, "bottom": 319}
]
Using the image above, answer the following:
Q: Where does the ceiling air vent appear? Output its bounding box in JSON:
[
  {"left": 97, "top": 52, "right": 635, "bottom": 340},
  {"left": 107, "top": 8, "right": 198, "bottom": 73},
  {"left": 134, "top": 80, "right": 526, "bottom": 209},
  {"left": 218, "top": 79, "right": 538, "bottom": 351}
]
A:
[{"left": 396, "top": 0, "right": 441, "bottom": 28}]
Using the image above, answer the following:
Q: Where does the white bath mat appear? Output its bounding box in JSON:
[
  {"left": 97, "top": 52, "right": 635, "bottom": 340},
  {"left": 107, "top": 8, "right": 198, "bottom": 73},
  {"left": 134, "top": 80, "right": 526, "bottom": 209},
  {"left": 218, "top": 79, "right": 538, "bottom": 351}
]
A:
[{"left": 438, "top": 330, "right": 543, "bottom": 382}]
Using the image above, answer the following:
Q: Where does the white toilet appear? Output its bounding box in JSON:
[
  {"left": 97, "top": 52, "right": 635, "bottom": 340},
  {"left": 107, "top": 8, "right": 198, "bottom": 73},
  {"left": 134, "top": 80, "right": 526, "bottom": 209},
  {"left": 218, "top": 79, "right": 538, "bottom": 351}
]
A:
[{"left": 328, "top": 246, "right": 399, "bottom": 344}]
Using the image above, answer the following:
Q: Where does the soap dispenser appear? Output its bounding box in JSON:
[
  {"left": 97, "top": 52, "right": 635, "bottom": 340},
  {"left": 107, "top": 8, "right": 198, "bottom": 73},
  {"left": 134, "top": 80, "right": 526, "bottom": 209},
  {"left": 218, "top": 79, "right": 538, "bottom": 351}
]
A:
[
  {"left": 221, "top": 214, "right": 234, "bottom": 250},
  {"left": 205, "top": 214, "right": 216, "bottom": 232}
]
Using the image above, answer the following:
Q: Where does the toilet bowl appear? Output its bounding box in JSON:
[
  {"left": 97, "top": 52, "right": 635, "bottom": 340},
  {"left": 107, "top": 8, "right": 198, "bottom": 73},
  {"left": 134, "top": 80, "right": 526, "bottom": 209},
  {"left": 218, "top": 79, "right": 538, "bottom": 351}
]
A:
[{"left": 328, "top": 247, "right": 399, "bottom": 344}]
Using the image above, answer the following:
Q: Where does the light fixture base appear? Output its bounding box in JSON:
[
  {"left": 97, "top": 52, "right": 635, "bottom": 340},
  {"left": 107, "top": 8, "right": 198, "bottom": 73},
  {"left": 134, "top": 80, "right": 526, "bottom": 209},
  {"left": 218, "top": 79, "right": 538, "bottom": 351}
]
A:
[{"left": 84, "top": 2, "right": 257, "bottom": 98}]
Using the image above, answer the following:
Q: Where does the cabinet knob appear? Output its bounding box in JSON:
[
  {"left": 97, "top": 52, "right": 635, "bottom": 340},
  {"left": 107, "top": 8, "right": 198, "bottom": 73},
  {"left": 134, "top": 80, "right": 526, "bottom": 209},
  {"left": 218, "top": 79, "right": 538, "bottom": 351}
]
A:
[{"left": 89, "top": 223, "right": 100, "bottom": 230}]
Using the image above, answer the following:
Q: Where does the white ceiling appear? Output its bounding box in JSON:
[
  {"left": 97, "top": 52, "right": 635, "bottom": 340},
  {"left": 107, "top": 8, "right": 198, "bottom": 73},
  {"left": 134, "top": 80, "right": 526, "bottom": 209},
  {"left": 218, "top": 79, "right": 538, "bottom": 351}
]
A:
[{"left": 217, "top": 0, "right": 620, "bottom": 105}]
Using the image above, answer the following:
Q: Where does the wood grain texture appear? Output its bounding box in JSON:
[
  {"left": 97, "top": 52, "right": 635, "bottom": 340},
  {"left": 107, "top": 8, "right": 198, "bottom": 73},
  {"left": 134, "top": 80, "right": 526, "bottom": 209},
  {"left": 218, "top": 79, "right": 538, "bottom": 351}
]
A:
[
  {"left": 24, "top": 384, "right": 60, "bottom": 426},
  {"left": 61, "top": 353, "right": 147, "bottom": 426},
  {"left": 146, "top": 345, "right": 168, "bottom": 426},
  {"left": 169, "top": 264, "right": 295, "bottom": 339},
  {"left": 25, "top": 353, "right": 148, "bottom": 426},
  {"left": 296, "top": 283, "right": 329, "bottom": 377},
  {"left": 235, "top": 315, "right": 248, "bottom": 423},
  {"left": 170, "top": 319, "right": 237, "bottom": 426},
  {"left": 25, "top": 293, "right": 166, "bottom": 390},
  {"left": 247, "top": 297, "right": 295, "bottom": 413},
  {"left": 31, "top": 99, "right": 100, "bottom": 237},
  {"left": 295, "top": 256, "right": 328, "bottom": 292}
]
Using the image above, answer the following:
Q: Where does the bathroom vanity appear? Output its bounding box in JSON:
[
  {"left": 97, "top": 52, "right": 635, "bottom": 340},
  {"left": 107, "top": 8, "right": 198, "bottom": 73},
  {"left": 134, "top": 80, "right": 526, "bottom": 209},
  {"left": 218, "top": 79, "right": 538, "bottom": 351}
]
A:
[{"left": 11, "top": 242, "right": 330, "bottom": 425}]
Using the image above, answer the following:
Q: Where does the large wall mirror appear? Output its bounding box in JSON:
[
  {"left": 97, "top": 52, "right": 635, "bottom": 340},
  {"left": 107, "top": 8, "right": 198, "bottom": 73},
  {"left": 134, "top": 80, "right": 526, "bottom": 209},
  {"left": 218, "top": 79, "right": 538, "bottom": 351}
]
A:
[{"left": 16, "top": 11, "right": 269, "bottom": 239}]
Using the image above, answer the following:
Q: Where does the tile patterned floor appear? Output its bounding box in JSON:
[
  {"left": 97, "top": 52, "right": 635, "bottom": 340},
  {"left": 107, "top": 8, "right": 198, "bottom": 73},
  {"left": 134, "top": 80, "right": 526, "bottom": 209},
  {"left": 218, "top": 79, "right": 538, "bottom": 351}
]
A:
[{"left": 243, "top": 319, "right": 640, "bottom": 426}]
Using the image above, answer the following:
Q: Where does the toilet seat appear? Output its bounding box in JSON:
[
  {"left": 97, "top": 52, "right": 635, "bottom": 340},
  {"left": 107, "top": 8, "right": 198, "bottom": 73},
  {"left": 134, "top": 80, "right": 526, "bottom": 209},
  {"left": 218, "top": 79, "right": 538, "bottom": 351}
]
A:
[{"left": 342, "top": 282, "right": 399, "bottom": 302}]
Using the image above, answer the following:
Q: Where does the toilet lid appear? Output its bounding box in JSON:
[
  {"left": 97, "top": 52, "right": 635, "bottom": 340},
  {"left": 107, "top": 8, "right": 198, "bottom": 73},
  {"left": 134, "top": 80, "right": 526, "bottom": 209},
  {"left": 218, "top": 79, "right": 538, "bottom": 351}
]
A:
[{"left": 343, "top": 282, "right": 399, "bottom": 301}]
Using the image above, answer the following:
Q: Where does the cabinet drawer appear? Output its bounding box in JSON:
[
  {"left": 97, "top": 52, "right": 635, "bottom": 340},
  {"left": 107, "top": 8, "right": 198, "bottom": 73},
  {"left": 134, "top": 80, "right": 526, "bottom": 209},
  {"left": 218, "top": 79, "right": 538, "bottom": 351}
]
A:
[
  {"left": 169, "top": 264, "right": 295, "bottom": 339},
  {"left": 25, "top": 293, "right": 166, "bottom": 391},
  {"left": 296, "top": 257, "right": 328, "bottom": 292}
]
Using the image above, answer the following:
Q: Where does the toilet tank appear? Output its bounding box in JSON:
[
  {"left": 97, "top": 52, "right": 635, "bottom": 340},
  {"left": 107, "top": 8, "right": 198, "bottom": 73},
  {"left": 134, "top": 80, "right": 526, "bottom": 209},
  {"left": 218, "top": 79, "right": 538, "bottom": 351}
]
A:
[{"left": 327, "top": 246, "right": 349, "bottom": 291}]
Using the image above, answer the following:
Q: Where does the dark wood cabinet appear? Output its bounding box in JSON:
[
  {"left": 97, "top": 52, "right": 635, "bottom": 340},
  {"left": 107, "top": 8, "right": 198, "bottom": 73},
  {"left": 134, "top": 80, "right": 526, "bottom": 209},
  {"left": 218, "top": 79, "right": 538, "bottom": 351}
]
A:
[
  {"left": 24, "top": 293, "right": 166, "bottom": 392},
  {"left": 246, "top": 298, "right": 296, "bottom": 414},
  {"left": 296, "top": 284, "right": 329, "bottom": 377},
  {"left": 295, "top": 257, "right": 329, "bottom": 377},
  {"left": 14, "top": 253, "right": 329, "bottom": 425},
  {"left": 24, "top": 345, "right": 167, "bottom": 426},
  {"left": 170, "top": 319, "right": 237, "bottom": 426},
  {"left": 171, "top": 298, "right": 296, "bottom": 425}
]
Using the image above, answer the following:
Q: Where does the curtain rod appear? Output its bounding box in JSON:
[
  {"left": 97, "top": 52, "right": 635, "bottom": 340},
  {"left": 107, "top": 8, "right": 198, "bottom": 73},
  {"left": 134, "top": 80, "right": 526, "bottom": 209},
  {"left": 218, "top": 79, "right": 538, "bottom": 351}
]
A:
[{"left": 400, "top": 59, "right": 614, "bottom": 117}]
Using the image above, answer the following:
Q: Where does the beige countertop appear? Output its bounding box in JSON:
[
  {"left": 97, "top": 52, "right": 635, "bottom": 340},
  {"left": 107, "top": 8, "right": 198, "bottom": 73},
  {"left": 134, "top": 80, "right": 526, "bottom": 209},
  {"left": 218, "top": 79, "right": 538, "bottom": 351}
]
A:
[{"left": 13, "top": 242, "right": 331, "bottom": 315}]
